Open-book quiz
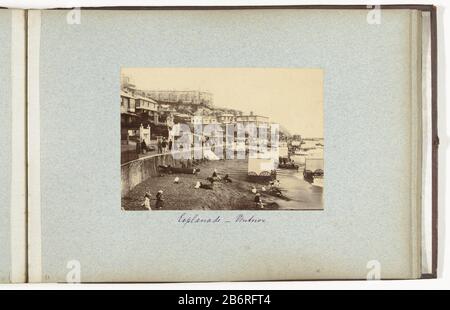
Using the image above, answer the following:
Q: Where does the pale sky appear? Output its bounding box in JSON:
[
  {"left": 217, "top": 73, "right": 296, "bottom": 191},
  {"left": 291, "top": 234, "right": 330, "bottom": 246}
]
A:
[{"left": 122, "top": 68, "right": 323, "bottom": 137}]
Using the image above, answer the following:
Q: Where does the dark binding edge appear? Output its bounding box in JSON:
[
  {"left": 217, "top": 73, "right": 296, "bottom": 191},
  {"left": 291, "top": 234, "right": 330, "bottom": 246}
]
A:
[
  {"left": 24, "top": 9, "right": 29, "bottom": 284},
  {"left": 430, "top": 4, "right": 438, "bottom": 279},
  {"left": 420, "top": 4, "right": 438, "bottom": 280}
]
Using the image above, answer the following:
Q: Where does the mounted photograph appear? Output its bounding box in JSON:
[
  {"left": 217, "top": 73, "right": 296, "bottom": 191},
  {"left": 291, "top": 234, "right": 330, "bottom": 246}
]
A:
[{"left": 121, "top": 68, "right": 324, "bottom": 211}]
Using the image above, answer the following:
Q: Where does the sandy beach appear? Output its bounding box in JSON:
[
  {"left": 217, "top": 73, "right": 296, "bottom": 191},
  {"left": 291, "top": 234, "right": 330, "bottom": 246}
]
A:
[{"left": 122, "top": 159, "right": 323, "bottom": 211}]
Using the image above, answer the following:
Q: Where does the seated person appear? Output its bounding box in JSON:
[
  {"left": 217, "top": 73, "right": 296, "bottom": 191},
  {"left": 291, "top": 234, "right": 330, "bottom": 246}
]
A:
[
  {"left": 211, "top": 169, "right": 221, "bottom": 180},
  {"left": 254, "top": 193, "right": 265, "bottom": 209},
  {"left": 268, "top": 180, "right": 282, "bottom": 196},
  {"left": 195, "top": 181, "right": 213, "bottom": 190},
  {"left": 223, "top": 174, "right": 232, "bottom": 183}
]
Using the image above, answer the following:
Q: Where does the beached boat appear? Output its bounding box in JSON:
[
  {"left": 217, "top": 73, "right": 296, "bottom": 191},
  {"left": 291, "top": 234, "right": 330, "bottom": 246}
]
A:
[
  {"left": 303, "top": 158, "right": 324, "bottom": 184},
  {"left": 312, "top": 176, "right": 324, "bottom": 188},
  {"left": 278, "top": 162, "right": 299, "bottom": 170},
  {"left": 158, "top": 165, "right": 200, "bottom": 175}
]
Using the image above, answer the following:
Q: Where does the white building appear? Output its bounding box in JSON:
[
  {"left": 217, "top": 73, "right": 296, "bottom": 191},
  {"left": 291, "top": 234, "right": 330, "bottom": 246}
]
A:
[{"left": 217, "top": 113, "right": 235, "bottom": 124}]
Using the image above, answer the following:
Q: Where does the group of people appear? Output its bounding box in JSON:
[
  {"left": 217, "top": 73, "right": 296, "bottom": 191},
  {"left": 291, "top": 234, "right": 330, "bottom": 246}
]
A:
[
  {"left": 142, "top": 190, "right": 164, "bottom": 210},
  {"left": 252, "top": 179, "right": 282, "bottom": 209},
  {"left": 141, "top": 167, "right": 281, "bottom": 210},
  {"left": 206, "top": 169, "right": 232, "bottom": 184},
  {"left": 157, "top": 138, "right": 172, "bottom": 154},
  {"left": 135, "top": 137, "right": 173, "bottom": 155},
  {"left": 136, "top": 139, "right": 148, "bottom": 155},
  {"left": 142, "top": 168, "right": 232, "bottom": 210},
  {"left": 279, "top": 157, "right": 298, "bottom": 169},
  {"left": 198, "top": 169, "right": 232, "bottom": 190}
]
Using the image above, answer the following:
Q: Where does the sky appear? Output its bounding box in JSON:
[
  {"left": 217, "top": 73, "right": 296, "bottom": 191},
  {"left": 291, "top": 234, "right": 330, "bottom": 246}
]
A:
[{"left": 122, "top": 68, "right": 323, "bottom": 137}]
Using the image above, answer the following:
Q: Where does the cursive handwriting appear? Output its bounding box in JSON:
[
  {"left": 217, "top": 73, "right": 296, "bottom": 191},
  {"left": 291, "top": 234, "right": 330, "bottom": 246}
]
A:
[{"left": 177, "top": 213, "right": 266, "bottom": 226}]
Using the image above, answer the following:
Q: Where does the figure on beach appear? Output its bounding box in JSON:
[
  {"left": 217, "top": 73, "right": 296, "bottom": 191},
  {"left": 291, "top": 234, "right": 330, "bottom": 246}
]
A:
[
  {"left": 254, "top": 193, "right": 265, "bottom": 209},
  {"left": 155, "top": 190, "right": 164, "bottom": 209},
  {"left": 195, "top": 181, "right": 213, "bottom": 190},
  {"left": 223, "top": 174, "right": 232, "bottom": 183},
  {"left": 268, "top": 180, "right": 282, "bottom": 196},
  {"left": 206, "top": 168, "right": 222, "bottom": 184},
  {"left": 212, "top": 169, "right": 221, "bottom": 180},
  {"left": 142, "top": 192, "right": 152, "bottom": 210}
]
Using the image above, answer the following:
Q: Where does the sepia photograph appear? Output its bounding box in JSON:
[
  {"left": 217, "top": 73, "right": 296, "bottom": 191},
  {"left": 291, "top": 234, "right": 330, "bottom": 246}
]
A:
[{"left": 121, "top": 68, "right": 323, "bottom": 211}]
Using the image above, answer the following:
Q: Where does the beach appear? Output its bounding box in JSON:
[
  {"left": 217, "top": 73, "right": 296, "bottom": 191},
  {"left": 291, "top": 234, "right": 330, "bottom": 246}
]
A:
[{"left": 122, "top": 159, "right": 323, "bottom": 211}]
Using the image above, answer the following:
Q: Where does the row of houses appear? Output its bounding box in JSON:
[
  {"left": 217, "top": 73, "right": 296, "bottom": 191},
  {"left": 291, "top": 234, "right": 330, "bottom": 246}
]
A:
[
  {"left": 121, "top": 87, "right": 272, "bottom": 146},
  {"left": 191, "top": 113, "right": 270, "bottom": 128},
  {"left": 121, "top": 89, "right": 174, "bottom": 145},
  {"left": 120, "top": 90, "right": 174, "bottom": 128}
]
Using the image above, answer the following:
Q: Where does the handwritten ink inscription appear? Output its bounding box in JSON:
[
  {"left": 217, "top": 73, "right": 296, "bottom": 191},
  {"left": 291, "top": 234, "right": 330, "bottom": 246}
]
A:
[{"left": 178, "top": 213, "right": 266, "bottom": 226}]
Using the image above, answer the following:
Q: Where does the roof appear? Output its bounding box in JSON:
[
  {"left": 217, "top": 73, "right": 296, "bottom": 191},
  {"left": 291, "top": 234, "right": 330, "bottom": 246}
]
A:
[
  {"left": 136, "top": 106, "right": 158, "bottom": 111},
  {"left": 237, "top": 114, "right": 269, "bottom": 119},
  {"left": 121, "top": 111, "right": 138, "bottom": 116},
  {"left": 135, "top": 95, "right": 158, "bottom": 104},
  {"left": 120, "top": 91, "right": 134, "bottom": 99},
  {"left": 174, "top": 113, "right": 191, "bottom": 118}
]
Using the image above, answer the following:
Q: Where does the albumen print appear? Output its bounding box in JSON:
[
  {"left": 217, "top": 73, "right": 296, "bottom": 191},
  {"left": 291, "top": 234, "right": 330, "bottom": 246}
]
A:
[{"left": 120, "top": 68, "right": 323, "bottom": 211}]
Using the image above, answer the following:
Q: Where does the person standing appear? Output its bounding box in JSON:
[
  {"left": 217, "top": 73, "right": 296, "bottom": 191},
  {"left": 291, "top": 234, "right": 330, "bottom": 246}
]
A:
[
  {"left": 142, "top": 193, "right": 152, "bottom": 210},
  {"left": 157, "top": 139, "right": 162, "bottom": 154},
  {"left": 141, "top": 139, "right": 147, "bottom": 154},
  {"left": 168, "top": 139, "right": 173, "bottom": 152},
  {"left": 155, "top": 190, "right": 164, "bottom": 209},
  {"left": 136, "top": 139, "right": 141, "bottom": 155},
  {"left": 161, "top": 138, "right": 167, "bottom": 153}
]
